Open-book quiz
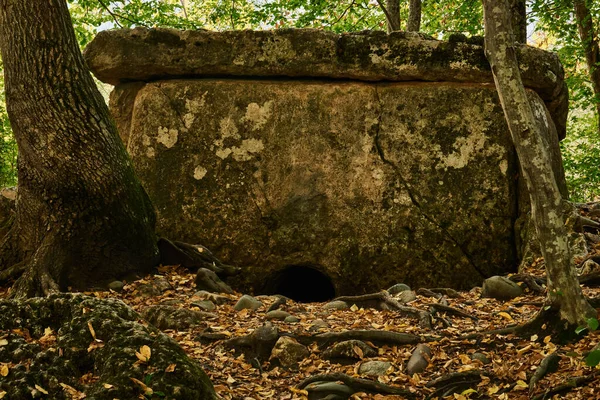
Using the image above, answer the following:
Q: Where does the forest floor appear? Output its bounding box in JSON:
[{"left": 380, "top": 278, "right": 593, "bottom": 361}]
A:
[
  {"left": 3, "top": 209, "right": 600, "bottom": 399},
  {"left": 46, "top": 259, "right": 600, "bottom": 399}
]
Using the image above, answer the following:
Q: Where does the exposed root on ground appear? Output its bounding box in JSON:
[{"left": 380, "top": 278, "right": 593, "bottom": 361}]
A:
[
  {"left": 333, "top": 291, "right": 432, "bottom": 328},
  {"left": 531, "top": 371, "right": 600, "bottom": 400},
  {"left": 297, "top": 372, "right": 417, "bottom": 398},
  {"left": 425, "top": 370, "right": 486, "bottom": 399},
  {"left": 158, "top": 238, "right": 239, "bottom": 276}
]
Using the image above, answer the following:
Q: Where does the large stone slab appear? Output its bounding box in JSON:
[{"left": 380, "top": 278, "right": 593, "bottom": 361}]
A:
[
  {"left": 107, "top": 78, "right": 562, "bottom": 294},
  {"left": 85, "top": 28, "right": 568, "bottom": 137},
  {"left": 85, "top": 29, "right": 568, "bottom": 294}
]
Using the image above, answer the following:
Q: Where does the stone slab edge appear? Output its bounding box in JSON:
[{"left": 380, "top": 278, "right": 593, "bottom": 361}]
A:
[{"left": 84, "top": 27, "right": 568, "bottom": 138}]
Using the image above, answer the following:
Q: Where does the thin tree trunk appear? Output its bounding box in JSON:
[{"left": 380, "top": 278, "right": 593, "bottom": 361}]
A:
[
  {"left": 573, "top": 0, "right": 600, "bottom": 133},
  {"left": 407, "top": 0, "right": 421, "bottom": 32},
  {"left": 377, "top": 0, "right": 401, "bottom": 32},
  {"left": 0, "top": 0, "right": 160, "bottom": 297},
  {"left": 509, "top": 0, "right": 527, "bottom": 43},
  {"left": 482, "top": 0, "right": 596, "bottom": 326}
]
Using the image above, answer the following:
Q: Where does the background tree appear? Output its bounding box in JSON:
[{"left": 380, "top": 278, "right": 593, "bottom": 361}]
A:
[
  {"left": 573, "top": 0, "right": 600, "bottom": 132},
  {"left": 407, "top": 0, "right": 421, "bottom": 32},
  {"left": 483, "top": 0, "right": 596, "bottom": 329}
]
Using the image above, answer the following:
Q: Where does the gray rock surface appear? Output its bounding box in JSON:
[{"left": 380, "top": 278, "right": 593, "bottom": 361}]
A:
[
  {"left": 234, "top": 295, "right": 263, "bottom": 311},
  {"left": 324, "top": 301, "right": 350, "bottom": 311},
  {"left": 322, "top": 340, "right": 378, "bottom": 363},
  {"left": 305, "top": 381, "right": 354, "bottom": 399},
  {"left": 85, "top": 28, "right": 568, "bottom": 138},
  {"left": 107, "top": 280, "right": 125, "bottom": 292},
  {"left": 397, "top": 290, "right": 417, "bottom": 304},
  {"left": 192, "top": 300, "right": 216, "bottom": 311},
  {"left": 0, "top": 294, "right": 216, "bottom": 399},
  {"left": 387, "top": 283, "right": 411, "bottom": 295},
  {"left": 406, "top": 343, "right": 432, "bottom": 375},
  {"left": 265, "top": 310, "right": 291, "bottom": 321},
  {"left": 87, "top": 28, "right": 569, "bottom": 292},
  {"left": 481, "top": 276, "right": 523, "bottom": 301},
  {"left": 269, "top": 336, "right": 310, "bottom": 369},
  {"left": 142, "top": 305, "right": 217, "bottom": 330},
  {"left": 472, "top": 352, "right": 491, "bottom": 365},
  {"left": 309, "top": 319, "right": 330, "bottom": 332},
  {"left": 193, "top": 290, "right": 231, "bottom": 305},
  {"left": 358, "top": 360, "right": 392, "bottom": 376}
]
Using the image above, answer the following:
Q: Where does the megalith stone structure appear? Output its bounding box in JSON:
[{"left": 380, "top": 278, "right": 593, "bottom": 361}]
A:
[{"left": 85, "top": 28, "right": 568, "bottom": 296}]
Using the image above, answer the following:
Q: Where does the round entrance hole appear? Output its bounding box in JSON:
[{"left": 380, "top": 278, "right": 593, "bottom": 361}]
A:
[{"left": 260, "top": 265, "right": 336, "bottom": 303}]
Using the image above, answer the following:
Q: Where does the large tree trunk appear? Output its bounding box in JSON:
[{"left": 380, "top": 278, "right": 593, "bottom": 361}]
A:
[
  {"left": 0, "top": 0, "right": 160, "bottom": 297},
  {"left": 483, "top": 0, "right": 596, "bottom": 327},
  {"left": 407, "top": 0, "right": 421, "bottom": 32},
  {"left": 573, "top": 0, "right": 600, "bottom": 133}
]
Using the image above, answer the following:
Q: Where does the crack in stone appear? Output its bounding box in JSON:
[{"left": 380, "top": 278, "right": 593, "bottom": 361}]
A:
[{"left": 371, "top": 85, "right": 486, "bottom": 279}]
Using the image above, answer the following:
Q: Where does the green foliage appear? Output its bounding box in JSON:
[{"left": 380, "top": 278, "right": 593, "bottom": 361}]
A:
[
  {"left": 561, "top": 112, "right": 600, "bottom": 201},
  {"left": 0, "top": 60, "right": 16, "bottom": 188}
]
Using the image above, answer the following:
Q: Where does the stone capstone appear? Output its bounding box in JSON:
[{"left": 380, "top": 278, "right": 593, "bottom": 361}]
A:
[
  {"left": 85, "top": 28, "right": 569, "bottom": 294},
  {"left": 0, "top": 294, "right": 215, "bottom": 399}
]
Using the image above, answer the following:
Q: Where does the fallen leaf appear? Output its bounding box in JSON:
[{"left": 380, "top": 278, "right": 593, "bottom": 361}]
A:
[
  {"left": 103, "top": 383, "right": 113, "bottom": 389},
  {"left": 498, "top": 312, "right": 513, "bottom": 321},
  {"left": 87, "top": 341, "right": 104, "bottom": 352},
  {"left": 59, "top": 383, "right": 85, "bottom": 399},
  {"left": 0, "top": 391, "right": 5, "bottom": 398},
  {"left": 87, "top": 322, "right": 96, "bottom": 340},
  {"left": 0, "top": 364, "right": 7, "bottom": 377},
  {"left": 130, "top": 377, "right": 153, "bottom": 395},
  {"left": 35, "top": 384, "right": 49, "bottom": 395},
  {"left": 353, "top": 345, "right": 364, "bottom": 359},
  {"left": 0, "top": 339, "right": 7, "bottom": 346},
  {"left": 165, "top": 363, "right": 176, "bottom": 373},
  {"left": 135, "top": 345, "right": 151, "bottom": 362},
  {"left": 350, "top": 304, "right": 359, "bottom": 312}
]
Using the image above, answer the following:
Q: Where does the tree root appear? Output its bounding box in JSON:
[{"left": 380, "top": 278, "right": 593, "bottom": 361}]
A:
[
  {"left": 297, "top": 372, "right": 416, "bottom": 398},
  {"left": 158, "top": 237, "right": 239, "bottom": 276},
  {"left": 424, "top": 370, "right": 485, "bottom": 400},
  {"left": 429, "top": 303, "right": 478, "bottom": 321},
  {"left": 509, "top": 273, "right": 546, "bottom": 293},
  {"left": 222, "top": 322, "right": 279, "bottom": 362},
  {"left": 313, "top": 329, "right": 425, "bottom": 347},
  {"left": 458, "top": 306, "right": 583, "bottom": 344},
  {"left": 333, "top": 291, "right": 432, "bottom": 328},
  {"left": 531, "top": 371, "right": 600, "bottom": 400}
]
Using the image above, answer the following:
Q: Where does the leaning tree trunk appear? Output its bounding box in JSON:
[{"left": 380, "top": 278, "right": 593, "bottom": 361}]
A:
[
  {"left": 0, "top": 0, "right": 160, "bottom": 297},
  {"left": 483, "top": 0, "right": 596, "bottom": 327},
  {"left": 407, "top": 0, "right": 421, "bottom": 32},
  {"left": 573, "top": 0, "right": 600, "bottom": 133}
]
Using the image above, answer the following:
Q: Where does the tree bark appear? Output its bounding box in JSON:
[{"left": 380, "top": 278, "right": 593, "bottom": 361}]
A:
[
  {"left": 509, "top": 0, "right": 527, "bottom": 43},
  {"left": 0, "top": 0, "right": 160, "bottom": 297},
  {"left": 573, "top": 0, "right": 600, "bottom": 133},
  {"left": 377, "top": 0, "right": 401, "bottom": 32},
  {"left": 482, "top": 0, "right": 596, "bottom": 326},
  {"left": 407, "top": 0, "right": 421, "bottom": 32}
]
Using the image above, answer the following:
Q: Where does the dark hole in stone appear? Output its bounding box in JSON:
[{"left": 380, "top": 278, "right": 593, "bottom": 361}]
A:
[{"left": 260, "top": 265, "right": 336, "bottom": 303}]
